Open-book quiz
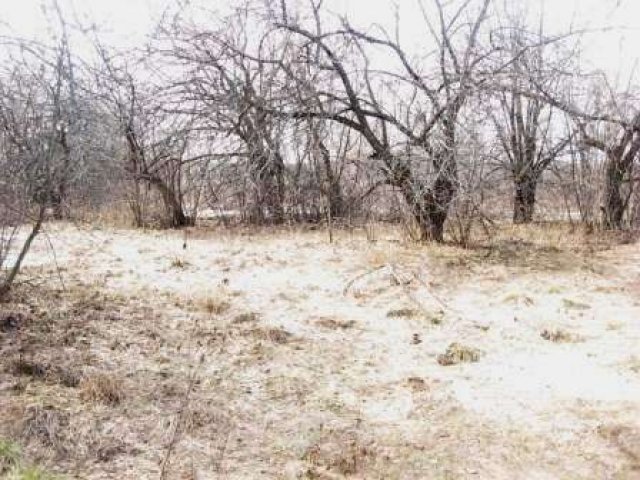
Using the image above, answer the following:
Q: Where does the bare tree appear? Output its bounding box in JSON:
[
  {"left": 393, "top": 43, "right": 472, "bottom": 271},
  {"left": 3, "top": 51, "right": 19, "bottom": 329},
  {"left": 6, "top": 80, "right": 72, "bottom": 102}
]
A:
[
  {"left": 0, "top": 40, "right": 76, "bottom": 296},
  {"left": 92, "top": 44, "right": 199, "bottom": 228},
  {"left": 487, "top": 19, "right": 572, "bottom": 223},
  {"left": 159, "top": 9, "right": 292, "bottom": 224},
  {"left": 265, "top": 0, "right": 491, "bottom": 241},
  {"left": 578, "top": 107, "right": 640, "bottom": 229}
]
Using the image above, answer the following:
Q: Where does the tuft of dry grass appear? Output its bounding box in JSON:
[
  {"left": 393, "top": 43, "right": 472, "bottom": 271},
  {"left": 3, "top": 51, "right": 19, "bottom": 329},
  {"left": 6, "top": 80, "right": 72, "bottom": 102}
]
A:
[
  {"left": 406, "top": 376, "right": 428, "bottom": 392},
  {"left": 303, "top": 427, "right": 376, "bottom": 477},
  {"left": 197, "top": 295, "right": 231, "bottom": 316},
  {"left": 265, "top": 327, "right": 292, "bottom": 344},
  {"left": 502, "top": 293, "right": 534, "bottom": 306},
  {"left": 386, "top": 307, "right": 420, "bottom": 319},
  {"left": 20, "top": 405, "right": 70, "bottom": 454},
  {"left": 598, "top": 424, "right": 640, "bottom": 465},
  {"left": 365, "top": 248, "right": 390, "bottom": 267},
  {"left": 386, "top": 307, "right": 444, "bottom": 325},
  {"left": 561, "top": 298, "right": 591, "bottom": 310},
  {"left": 314, "top": 316, "right": 356, "bottom": 330},
  {"left": 232, "top": 312, "right": 260, "bottom": 324},
  {"left": 10, "top": 358, "right": 81, "bottom": 388},
  {"left": 248, "top": 326, "right": 293, "bottom": 345},
  {"left": 11, "top": 359, "right": 48, "bottom": 379},
  {"left": 170, "top": 257, "right": 189, "bottom": 269},
  {"left": 628, "top": 356, "right": 640, "bottom": 374},
  {"left": 540, "top": 328, "right": 582, "bottom": 344},
  {"left": 437, "top": 343, "right": 481, "bottom": 366},
  {"left": 422, "top": 221, "right": 626, "bottom": 274},
  {"left": 79, "top": 373, "right": 125, "bottom": 406}
]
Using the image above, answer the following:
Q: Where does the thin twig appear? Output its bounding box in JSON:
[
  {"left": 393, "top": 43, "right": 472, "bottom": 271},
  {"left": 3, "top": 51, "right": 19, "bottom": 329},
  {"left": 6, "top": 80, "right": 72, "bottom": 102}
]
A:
[{"left": 342, "top": 265, "right": 387, "bottom": 296}]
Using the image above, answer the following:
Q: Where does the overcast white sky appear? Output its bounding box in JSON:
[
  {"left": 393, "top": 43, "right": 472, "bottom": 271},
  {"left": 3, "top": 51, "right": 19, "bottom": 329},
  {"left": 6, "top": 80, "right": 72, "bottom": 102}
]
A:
[{"left": 2, "top": 0, "right": 639, "bottom": 83}]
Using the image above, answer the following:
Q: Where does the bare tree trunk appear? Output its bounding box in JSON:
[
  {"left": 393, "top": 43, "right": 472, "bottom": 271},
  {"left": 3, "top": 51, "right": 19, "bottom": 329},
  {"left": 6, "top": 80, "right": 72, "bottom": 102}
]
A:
[
  {"left": 580, "top": 114, "right": 640, "bottom": 230},
  {"left": 399, "top": 189, "right": 449, "bottom": 243},
  {"left": 266, "top": 162, "right": 285, "bottom": 224},
  {"left": 0, "top": 205, "right": 46, "bottom": 299},
  {"left": 602, "top": 156, "right": 626, "bottom": 229},
  {"left": 50, "top": 184, "right": 66, "bottom": 220},
  {"left": 395, "top": 160, "right": 455, "bottom": 243},
  {"left": 420, "top": 180, "right": 455, "bottom": 242},
  {"left": 51, "top": 127, "right": 72, "bottom": 220},
  {"left": 252, "top": 152, "right": 285, "bottom": 225},
  {"left": 513, "top": 172, "right": 538, "bottom": 224},
  {"left": 327, "top": 180, "right": 344, "bottom": 218},
  {"left": 416, "top": 121, "right": 458, "bottom": 243},
  {"left": 318, "top": 141, "right": 345, "bottom": 218},
  {"left": 150, "top": 177, "right": 192, "bottom": 228},
  {"left": 127, "top": 178, "right": 145, "bottom": 228}
]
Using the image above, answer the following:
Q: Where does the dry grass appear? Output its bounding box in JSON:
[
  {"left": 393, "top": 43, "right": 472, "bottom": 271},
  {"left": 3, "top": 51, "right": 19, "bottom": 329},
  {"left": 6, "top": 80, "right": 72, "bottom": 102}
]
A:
[
  {"left": 628, "top": 356, "right": 640, "bottom": 374},
  {"left": 10, "top": 358, "right": 81, "bottom": 388},
  {"left": 420, "top": 221, "right": 634, "bottom": 275},
  {"left": 1, "top": 223, "right": 638, "bottom": 478},
  {"left": 231, "top": 312, "right": 260, "bottom": 324},
  {"left": 598, "top": 424, "right": 640, "bottom": 466},
  {"left": 561, "top": 298, "right": 591, "bottom": 310},
  {"left": 19, "top": 405, "right": 71, "bottom": 454},
  {"left": 79, "top": 373, "right": 125, "bottom": 406},
  {"left": 169, "top": 257, "right": 189, "bottom": 269},
  {"left": 314, "top": 316, "right": 356, "bottom": 330},
  {"left": 502, "top": 292, "right": 535, "bottom": 305},
  {"left": 303, "top": 427, "right": 376, "bottom": 477},
  {"left": 250, "top": 326, "right": 292, "bottom": 344},
  {"left": 196, "top": 295, "right": 231, "bottom": 316},
  {"left": 406, "top": 376, "right": 428, "bottom": 392},
  {"left": 476, "top": 221, "right": 636, "bottom": 252},
  {"left": 437, "top": 343, "right": 482, "bottom": 366},
  {"left": 540, "top": 328, "right": 583, "bottom": 344},
  {"left": 386, "top": 307, "right": 420, "bottom": 319},
  {"left": 386, "top": 307, "right": 444, "bottom": 326}
]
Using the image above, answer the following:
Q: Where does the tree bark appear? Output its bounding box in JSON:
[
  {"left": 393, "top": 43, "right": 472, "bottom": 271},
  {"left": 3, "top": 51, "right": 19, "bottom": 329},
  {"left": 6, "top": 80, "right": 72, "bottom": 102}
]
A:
[
  {"left": 50, "top": 187, "right": 65, "bottom": 220},
  {"left": 265, "top": 169, "right": 285, "bottom": 224},
  {"left": 318, "top": 141, "right": 345, "bottom": 218},
  {"left": 416, "top": 180, "right": 455, "bottom": 243},
  {"left": 411, "top": 120, "right": 458, "bottom": 243},
  {"left": 252, "top": 152, "right": 285, "bottom": 225},
  {"left": 513, "top": 172, "right": 538, "bottom": 224},
  {"left": 327, "top": 180, "right": 344, "bottom": 218},
  {"left": 0, "top": 205, "right": 45, "bottom": 299},
  {"left": 602, "top": 156, "right": 626, "bottom": 229},
  {"left": 51, "top": 127, "right": 72, "bottom": 220},
  {"left": 393, "top": 159, "right": 455, "bottom": 243},
  {"left": 150, "top": 177, "right": 192, "bottom": 228}
]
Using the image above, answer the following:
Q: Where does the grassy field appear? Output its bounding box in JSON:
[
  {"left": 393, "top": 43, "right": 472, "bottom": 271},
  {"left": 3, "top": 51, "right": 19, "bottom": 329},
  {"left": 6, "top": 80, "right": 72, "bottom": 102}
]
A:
[{"left": 0, "top": 222, "right": 639, "bottom": 479}]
